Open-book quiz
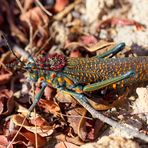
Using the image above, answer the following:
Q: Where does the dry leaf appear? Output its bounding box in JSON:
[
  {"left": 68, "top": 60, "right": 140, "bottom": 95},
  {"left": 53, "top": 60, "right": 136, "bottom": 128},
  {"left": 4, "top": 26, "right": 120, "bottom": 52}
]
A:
[
  {"left": 79, "top": 35, "right": 98, "bottom": 46},
  {"left": 12, "top": 114, "right": 54, "bottom": 137},
  {"left": 19, "top": 129, "right": 46, "bottom": 147},
  {"left": 0, "top": 88, "right": 14, "bottom": 116},
  {"left": 56, "top": 91, "right": 77, "bottom": 104},
  {"left": 0, "top": 135, "right": 13, "bottom": 148},
  {"left": 38, "top": 99, "right": 61, "bottom": 117},
  {"left": 54, "top": 0, "right": 69, "bottom": 12},
  {"left": 20, "top": 7, "right": 49, "bottom": 28},
  {"left": 98, "top": 17, "right": 145, "bottom": 30},
  {"left": 44, "top": 86, "right": 56, "bottom": 100},
  {"left": 55, "top": 141, "right": 79, "bottom": 148},
  {"left": 0, "top": 63, "right": 12, "bottom": 85}
]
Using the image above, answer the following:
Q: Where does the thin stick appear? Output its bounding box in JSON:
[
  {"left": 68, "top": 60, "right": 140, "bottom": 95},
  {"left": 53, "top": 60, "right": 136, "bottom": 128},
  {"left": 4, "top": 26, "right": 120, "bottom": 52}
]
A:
[
  {"left": 16, "top": 0, "right": 33, "bottom": 50},
  {"left": 16, "top": 0, "right": 24, "bottom": 13},
  {"left": 54, "top": 0, "right": 81, "bottom": 20},
  {"left": 35, "top": 0, "right": 52, "bottom": 16},
  {"left": 7, "top": 116, "right": 28, "bottom": 148}
]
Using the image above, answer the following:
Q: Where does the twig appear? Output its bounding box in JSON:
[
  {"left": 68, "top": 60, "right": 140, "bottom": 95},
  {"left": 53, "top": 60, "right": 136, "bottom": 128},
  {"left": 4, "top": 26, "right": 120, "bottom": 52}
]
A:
[
  {"left": 2, "top": 0, "right": 28, "bottom": 43},
  {"left": 54, "top": 0, "right": 81, "bottom": 20},
  {"left": 7, "top": 116, "right": 28, "bottom": 148},
  {"left": 16, "top": 0, "right": 24, "bottom": 13},
  {"left": 35, "top": 0, "right": 52, "bottom": 16},
  {"left": 16, "top": 0, "right": 33, "bottom": 50}
]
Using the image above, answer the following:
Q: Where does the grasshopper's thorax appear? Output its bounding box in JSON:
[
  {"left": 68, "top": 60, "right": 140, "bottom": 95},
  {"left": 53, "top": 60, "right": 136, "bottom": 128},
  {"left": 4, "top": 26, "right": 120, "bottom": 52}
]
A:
[{"left": 27, "top": 53, "right": 66, "bottom": 83}]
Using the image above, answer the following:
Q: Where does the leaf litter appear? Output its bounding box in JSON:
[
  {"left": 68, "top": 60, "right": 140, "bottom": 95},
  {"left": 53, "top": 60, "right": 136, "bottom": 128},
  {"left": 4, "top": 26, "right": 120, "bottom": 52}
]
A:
[{"left": 0, "top": 0, "right": 148, "bottom": 147}]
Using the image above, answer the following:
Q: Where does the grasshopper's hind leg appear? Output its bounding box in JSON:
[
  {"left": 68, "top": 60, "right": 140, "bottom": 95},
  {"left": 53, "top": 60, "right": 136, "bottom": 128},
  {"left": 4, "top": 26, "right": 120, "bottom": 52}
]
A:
[
  {"left": 96, "top": 42, "right": 125, "bottom": 59},
  {"left": 82, "top": 71, "right": 134, "bottom": 110},
  {"left": 83, "top": 70, "right": 135, "bottom": 92}
]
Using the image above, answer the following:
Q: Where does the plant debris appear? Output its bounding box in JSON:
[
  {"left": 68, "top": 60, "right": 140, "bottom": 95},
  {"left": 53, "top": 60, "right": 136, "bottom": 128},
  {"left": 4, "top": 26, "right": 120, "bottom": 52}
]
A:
[{"left": 0, "top": 0, "right": 148, "bottom": 147}]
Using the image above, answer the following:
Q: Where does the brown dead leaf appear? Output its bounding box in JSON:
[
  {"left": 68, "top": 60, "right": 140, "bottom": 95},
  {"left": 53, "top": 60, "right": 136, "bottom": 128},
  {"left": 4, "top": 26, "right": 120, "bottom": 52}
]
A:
[
  {"left": 67, "top": 107, "right": 86, "bottom": 135},
  {"left": 54, "top": 0, "right": 69, "bottom": 12},
  {"left": 79, "top": 35, "right": 98, "bottom": 46},
  {"left": 90, "top": 40, "right": 115, "bottom": 53},
  {"left": 65, "top": 39, "right": 115, "bottom": 53},
  {"left": 12, "top": 114, "right": 54, "bottom": 137},
  {"left": 44, "top": 86, "right": 56, "bottom": 100},
  {"left": 0, "top": 100, "right": 3, "bottom": 114},
  {"left": 30, "top": 116, "right": 49, "bottom": 127},
  {"left": 8, "top": 128, "right": 46, "bottom": 147},
  {"left": 55, "top": 134, "right": 84, "bottom": 146},
  {"left": 0, "top": 63, "right": 12, "bottom": 85},
  {"left": 20, "top": 7, "right": 49, "bottom": 29},
  {"left": 2, "top": 0, "right": 28, "bottom": 43},
  {"left": 38, "top": 99, "right": 61, "bottom": 117},
  {"left": 55, "top": 141, "right": 79, "bottom": 148},
  {"left": 23, "top": 0, "right": 33, "bottom": 11},
  {"left": 0, "top": 88, "right": 14, "bottom": 116},
  {"left": 78, "top": 111, "right": 104, "bottom": 141},
  {"left": 0, "top": 135, "right": 13, "bottom": 148},
  {"left": 19, "top": 129, "right": 46, "bottom": 147},
  {"left": 54, "top": 0, "right": 81, "bottom": 20},
  {"left": 98, "top": 17, "right": 145, "bottom": 31},
  {"left": 56, "top": 91, "right": 77, "bottom": 104}
]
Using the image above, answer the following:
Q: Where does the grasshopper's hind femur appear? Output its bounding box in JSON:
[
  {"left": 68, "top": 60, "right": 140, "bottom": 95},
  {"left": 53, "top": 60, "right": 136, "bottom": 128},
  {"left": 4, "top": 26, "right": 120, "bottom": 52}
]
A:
[{"left": 36, "top": 53, "right": 66, "bottom": 71}]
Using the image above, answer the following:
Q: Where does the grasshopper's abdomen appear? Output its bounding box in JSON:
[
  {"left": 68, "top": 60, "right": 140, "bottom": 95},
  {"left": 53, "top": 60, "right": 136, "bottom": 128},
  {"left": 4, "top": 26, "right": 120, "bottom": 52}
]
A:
[{"left": 63, "top": 56, "right": 148, "bottom": 86}]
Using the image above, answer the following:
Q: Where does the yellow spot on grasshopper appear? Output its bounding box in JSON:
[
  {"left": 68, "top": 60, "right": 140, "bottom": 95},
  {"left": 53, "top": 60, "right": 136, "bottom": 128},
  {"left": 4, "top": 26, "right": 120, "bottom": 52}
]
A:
[
  {"left": 47, "top": 79, "right": 51, "bottom": 83},
  {"left": 58, "top": 77, "right": 63, "bottom": 83},
  {"left": 64, "top": 77, "right": 74, "bottom": 85},
  {"left": 75, "top": 87, "right": 83, "bottom": 93},
  {"left": 112, "top": 83, "right": 116, "bottom": 89}
]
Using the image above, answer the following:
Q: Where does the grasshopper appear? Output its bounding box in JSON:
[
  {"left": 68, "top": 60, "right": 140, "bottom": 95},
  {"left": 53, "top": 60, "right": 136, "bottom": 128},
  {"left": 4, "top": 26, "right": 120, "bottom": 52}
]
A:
[
  {"left": 26, "top": 42, "right": 148, "bottom": 112},
  {"left": 1, "top": 32, "right": 148, "bottom": 142}
]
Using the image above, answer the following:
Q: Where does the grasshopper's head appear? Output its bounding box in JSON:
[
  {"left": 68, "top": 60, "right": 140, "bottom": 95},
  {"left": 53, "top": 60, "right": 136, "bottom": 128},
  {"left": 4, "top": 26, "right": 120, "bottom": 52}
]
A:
[
  {"left": 0, "top": 31, "right": 66, "bottom": 82},
  {"left": 25, "top": 53, "right": 66, "bottom": 82}
]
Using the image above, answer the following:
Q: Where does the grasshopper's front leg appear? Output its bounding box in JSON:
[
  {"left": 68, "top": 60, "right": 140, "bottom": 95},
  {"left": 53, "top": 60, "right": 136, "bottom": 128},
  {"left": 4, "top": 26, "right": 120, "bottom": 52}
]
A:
[{"left": 28, "top": 81, "right": 47, "bottom": 113}]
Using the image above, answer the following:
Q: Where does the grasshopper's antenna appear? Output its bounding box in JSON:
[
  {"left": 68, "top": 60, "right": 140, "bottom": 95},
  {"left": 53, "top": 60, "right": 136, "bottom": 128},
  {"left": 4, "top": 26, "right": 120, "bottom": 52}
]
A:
[{"left": 0, "top": 31, "right": 26, "bottom": 67}]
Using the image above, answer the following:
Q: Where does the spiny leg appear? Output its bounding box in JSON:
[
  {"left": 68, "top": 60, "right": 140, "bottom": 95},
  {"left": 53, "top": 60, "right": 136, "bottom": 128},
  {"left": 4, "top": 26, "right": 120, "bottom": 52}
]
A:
[
  {"left": 83, "top": 70, "right": 135, "bottom": 92},
  {"left": 95, "top": 42, "right": 125, "bottom": 59}
]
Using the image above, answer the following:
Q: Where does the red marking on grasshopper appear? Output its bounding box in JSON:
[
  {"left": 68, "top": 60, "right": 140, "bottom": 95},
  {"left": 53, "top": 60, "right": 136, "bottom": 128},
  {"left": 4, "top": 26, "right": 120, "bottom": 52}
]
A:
[{"left": 36, "top": 53, "right": 66, "bottom": 71}]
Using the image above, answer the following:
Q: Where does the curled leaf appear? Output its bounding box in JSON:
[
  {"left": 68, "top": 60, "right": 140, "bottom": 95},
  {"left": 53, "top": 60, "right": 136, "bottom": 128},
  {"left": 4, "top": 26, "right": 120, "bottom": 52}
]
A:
[
  {"left": 12, "top": 114, "right": 54, "bottom": 137},
  {"left": 20, "top": 7, "right": 49, "bottom": 28},
  {"left": 54, "top": 0, "right": 69, "bottom": 12},
  {"left": 0, "top": 135, "right": 13, "bottom": 148},
  {"left": 39, "top": 99, "right": 61, "bottom": 117},
  {"left": 0, "top": 63, "right": 12, "bottom": 85},
  {"left": 98, "top": 17, "right": 145, "bottom": 31},
  {"left": 0, "top": 88, "right": 14, "bottom": 116}
]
